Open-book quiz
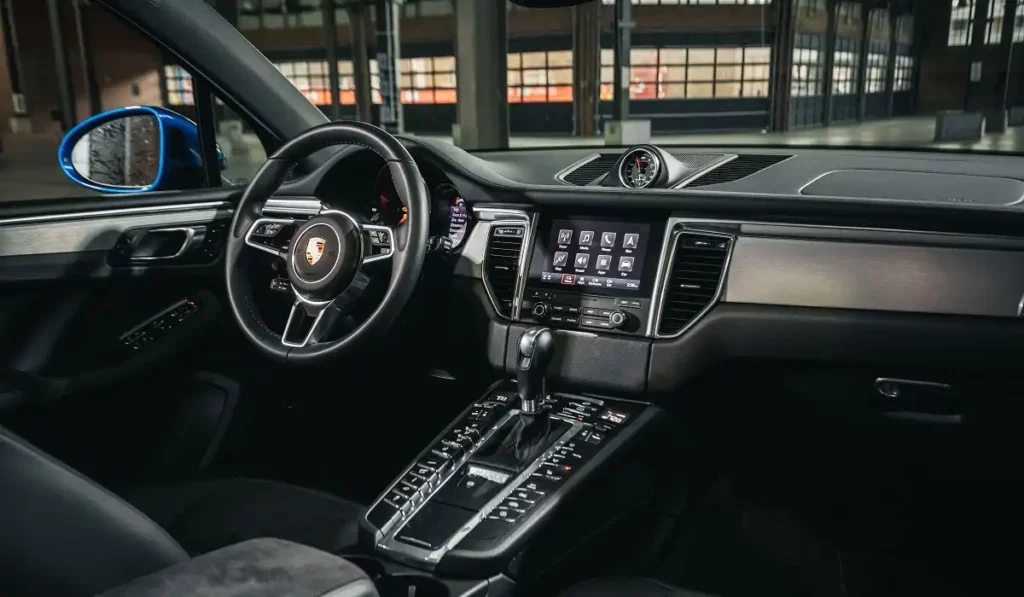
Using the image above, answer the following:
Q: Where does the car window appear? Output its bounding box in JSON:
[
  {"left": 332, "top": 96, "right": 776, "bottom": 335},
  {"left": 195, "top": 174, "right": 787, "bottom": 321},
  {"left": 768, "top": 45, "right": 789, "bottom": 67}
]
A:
[{"left": 0, "top": 2, "right": 267, "bottom": 202}]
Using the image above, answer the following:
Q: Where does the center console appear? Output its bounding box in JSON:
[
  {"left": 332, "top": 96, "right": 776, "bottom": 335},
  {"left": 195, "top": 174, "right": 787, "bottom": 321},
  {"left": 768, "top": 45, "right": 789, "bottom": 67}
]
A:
[
  {"left": 360, "top": 327, "right": 663, "bottom": 580},
  {"left": 519, "top": 216, "right": 666, "bottom": 336}
]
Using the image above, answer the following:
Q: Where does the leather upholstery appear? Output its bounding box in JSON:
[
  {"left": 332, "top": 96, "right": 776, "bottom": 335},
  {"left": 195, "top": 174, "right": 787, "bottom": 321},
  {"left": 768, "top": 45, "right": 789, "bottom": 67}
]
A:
[
  {"left": 558, "top": 577, "right": 716, "bottom": 597},
  {"left": 0, "top": 426, "right": 188, "bottom": 597}
]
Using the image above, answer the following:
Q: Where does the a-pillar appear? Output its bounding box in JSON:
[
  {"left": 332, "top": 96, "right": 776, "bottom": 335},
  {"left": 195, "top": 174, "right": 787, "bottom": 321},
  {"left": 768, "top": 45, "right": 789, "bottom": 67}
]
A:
[{"left": 454, "top": 0, "right": 508, "bottom": 150}]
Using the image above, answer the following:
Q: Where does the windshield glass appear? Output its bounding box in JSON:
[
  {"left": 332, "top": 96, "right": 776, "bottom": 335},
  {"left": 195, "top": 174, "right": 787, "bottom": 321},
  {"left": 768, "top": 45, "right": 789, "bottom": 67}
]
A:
[
  {"left": 1, "top": 0, "right": 1022, "bottom": 204},
  {"left": 225, "top": 0, "right": 1021, "bottom": 153}
]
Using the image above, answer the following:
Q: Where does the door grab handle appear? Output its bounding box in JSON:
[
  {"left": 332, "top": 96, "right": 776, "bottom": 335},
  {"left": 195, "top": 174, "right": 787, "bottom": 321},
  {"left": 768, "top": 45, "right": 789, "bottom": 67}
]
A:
[
  {"left": 130, "top": 226, "right": 206, "bottom": 262},
  {"left": 874, "top": 377, "right": 951, "bottom": 399}
]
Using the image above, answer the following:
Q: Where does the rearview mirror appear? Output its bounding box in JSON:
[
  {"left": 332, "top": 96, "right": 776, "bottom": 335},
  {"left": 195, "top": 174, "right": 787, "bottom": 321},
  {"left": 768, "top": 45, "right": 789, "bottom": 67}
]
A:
[{"left": 59, "top": 106, "right": 224, "bottom": 194}]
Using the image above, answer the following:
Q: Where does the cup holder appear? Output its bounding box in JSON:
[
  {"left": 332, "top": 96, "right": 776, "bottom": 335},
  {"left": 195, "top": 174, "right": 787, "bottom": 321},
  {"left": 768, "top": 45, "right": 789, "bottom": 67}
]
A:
[
  {"left": 375, "top": 574, "right": 449, "bottom": 597},
  {"left": 345, "top": 555, "right": 386, "bottom": 582}
]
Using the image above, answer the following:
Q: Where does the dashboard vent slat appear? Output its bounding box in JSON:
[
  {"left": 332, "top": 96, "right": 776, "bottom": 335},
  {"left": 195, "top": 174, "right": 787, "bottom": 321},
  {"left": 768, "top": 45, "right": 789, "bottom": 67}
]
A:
[
  {"left": 485, "top": 225, "right": 526, "bottom": 318},
  {"left": 657, "top": 233, "right": 731, "bottom": 336},
  {"left": 685, "top": 154, "right": 792, "bottom": 187},
  {"left": 560, "top": 154, "right": 620, "bottom": 186}
]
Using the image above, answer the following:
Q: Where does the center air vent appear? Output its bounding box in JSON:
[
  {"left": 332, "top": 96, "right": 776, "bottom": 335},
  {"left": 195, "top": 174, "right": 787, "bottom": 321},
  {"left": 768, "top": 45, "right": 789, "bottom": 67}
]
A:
[
  {"left": 484, "top": 224, "right": 526, "bottom": 318},
  {"left": 559, "top": 154, "right": 620, "bottom": 186},
  {"left": 657, "top": 233, "right": 731, "bottom": 336},
  {"left": 684, "top": 154, "right": 791, "bottom": 187}
]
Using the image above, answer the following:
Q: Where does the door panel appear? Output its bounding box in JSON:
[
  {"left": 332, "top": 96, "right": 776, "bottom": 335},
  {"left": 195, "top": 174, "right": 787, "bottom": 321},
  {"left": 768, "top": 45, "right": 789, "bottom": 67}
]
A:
[{"left": 0, "top": 192, "right": 239, "bottom": 410}]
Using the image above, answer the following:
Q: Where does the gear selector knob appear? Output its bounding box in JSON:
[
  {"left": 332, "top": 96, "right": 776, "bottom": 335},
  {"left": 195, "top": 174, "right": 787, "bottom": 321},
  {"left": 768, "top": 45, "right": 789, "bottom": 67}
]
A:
[{"left": 516, "top": 327, "right": 554, "bottom": 414}]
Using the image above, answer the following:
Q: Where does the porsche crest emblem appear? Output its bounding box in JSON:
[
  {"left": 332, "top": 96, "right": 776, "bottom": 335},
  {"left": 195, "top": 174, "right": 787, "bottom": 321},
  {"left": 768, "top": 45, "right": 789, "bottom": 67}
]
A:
[{"left": 305, "top": 237, "right": 326, "bottom": 265}]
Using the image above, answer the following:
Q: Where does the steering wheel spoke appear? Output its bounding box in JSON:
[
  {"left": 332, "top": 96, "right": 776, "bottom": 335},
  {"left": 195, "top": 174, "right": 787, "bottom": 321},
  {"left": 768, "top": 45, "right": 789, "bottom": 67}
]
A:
[
  {"left": 245, "top": 217, "right": 298, "bottom": 260},
  {"left": 361, "top": 223, "right": 395, "bottom": 264},
  {"left": 281, "top": 299, "right": 339, "bottom": 348}
]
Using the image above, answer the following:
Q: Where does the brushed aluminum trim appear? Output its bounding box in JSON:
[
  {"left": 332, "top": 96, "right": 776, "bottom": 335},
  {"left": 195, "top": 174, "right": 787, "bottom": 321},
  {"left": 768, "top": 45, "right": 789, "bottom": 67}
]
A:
[{"left": 0, "top": 201, "right": 231, "bottom": 226}]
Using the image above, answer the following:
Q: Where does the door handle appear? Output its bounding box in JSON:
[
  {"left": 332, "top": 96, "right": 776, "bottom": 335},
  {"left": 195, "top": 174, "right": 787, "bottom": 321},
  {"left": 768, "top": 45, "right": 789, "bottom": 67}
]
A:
[{"left": 129, "top": 226, "right": 206, "bottom": 262}]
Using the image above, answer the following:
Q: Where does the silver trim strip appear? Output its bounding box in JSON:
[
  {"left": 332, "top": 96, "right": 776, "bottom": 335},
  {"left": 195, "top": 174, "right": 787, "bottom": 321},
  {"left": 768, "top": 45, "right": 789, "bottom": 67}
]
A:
[
  {"left": 472, "top": 207, "right": 532, "bottom": 321},
  {"left": 0, "top": 201, "right": 232, "bottom": 226},
  {"left": 874, "top": 377, "right": 952, "bottom": 399},
  {"left": 263, "top": 197, "right": 322, "bottom": 216},
  {"left": 672, "top": 154, "right": 738, "bottom": 189},
  {"left": 554, "top": 153, "right": 602, "bottom": 185},
  {"left": 281, "top": 300, "right": 332, "bottom": 348},
  {"left": 651, "top": 223, "right": 735, "bottom": 339}
]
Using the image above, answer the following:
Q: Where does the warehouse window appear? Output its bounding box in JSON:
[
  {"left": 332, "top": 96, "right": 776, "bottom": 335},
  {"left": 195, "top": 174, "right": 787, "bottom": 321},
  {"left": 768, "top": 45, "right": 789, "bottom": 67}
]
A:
[
  {"left": 237, "top": 0, "right": 352, "bottom": 29},
  {"left": 864, "top": 52, "right": 887, "bottom": 93},
  {"left": 893, "top": 55, "right": 914, "bottom": 92},
  {"left": 831, "top": 37, "right": 860, "bottom": 95},
  {"left": 791, "top": 35, "right": 825, "bottom": 97},
  {"left": 985, "top": 0, "right": 1004, "bottom": 44},
  {"left": 275, "top": 61, "right": 330, "bottom": 105},
  {"left": 1016, "top": 2, "right": 1024, "bottom": 41},
  {"left": 508, "top": 51, "right": 573, "bottom": 103},
  {"left": 401, "top": 56, "right": 457, "bottom": 104},
  {"left": 600, "top": 45, "right": 770, "bottom": 100},
  {"left": 948, "top": 0, "right": 975, "bottom": 46},
  {"left": 338, "top": 60, "right": 382, "bottom": 105},
  {"left": 164, "top": 65, "right": 194, "bottom": 106}
]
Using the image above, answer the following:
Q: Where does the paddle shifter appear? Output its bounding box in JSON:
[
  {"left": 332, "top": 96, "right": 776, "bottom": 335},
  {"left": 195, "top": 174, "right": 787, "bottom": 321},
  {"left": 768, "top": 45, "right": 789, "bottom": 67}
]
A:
[{"left": 516, "top": 327, "right": 554, "bottom": 414}]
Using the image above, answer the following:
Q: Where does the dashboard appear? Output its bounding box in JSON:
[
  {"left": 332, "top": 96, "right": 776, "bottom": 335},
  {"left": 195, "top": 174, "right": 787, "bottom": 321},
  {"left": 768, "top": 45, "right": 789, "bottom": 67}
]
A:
[{"left": 264, "top": 139, "right": 1024, "bottom": 397}]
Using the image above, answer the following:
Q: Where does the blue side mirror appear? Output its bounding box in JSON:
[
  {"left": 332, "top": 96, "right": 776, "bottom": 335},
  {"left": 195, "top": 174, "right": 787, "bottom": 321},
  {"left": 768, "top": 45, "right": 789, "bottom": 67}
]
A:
[{"left": 58, "top": 106, "right": 226, "bottom": 194}]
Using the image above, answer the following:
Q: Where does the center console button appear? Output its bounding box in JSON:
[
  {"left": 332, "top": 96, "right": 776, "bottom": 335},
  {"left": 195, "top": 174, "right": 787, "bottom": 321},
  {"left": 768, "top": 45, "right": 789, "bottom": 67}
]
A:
[
  {"left": 582, "top": 307, "right": 600, "bottom": 316},
  {"left": 400, "top": 473, "right": 427, "bottom": 489},
  {"left": 510, "top": 488, "right": 544, "bottom": 503},
  {"left": 386, "top": 489, "right": 408, "bottom": 506},
  {"left": 411, "top": 462, "right": 437, "bottom": 478},
  {"left": 393, "top": 482, "right": 419, "bottom": 501},
  {"left": 488, "top": 506, "right": 523, "bottom": 523}
]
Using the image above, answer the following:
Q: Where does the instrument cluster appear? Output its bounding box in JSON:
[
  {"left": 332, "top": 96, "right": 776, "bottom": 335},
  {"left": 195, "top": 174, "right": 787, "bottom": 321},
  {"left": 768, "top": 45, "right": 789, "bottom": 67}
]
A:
[{"left": 372, "top": 166, "right": 473, "bottom": 255}]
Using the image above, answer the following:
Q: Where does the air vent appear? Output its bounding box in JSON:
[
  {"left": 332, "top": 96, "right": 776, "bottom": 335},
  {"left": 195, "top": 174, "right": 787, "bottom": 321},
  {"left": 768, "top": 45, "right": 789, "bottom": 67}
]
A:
[
  {"left": 560, "top": 154, "right": 620, "bottom": 186},
  {"left": 657, "top": 233, "right": 731, "bottom": 336},
  {"left": 684, "top": 154, "right": 791, "bottom": 187},
  {"left": 484, "top": 224, "right": 526, "bottom": 317}
]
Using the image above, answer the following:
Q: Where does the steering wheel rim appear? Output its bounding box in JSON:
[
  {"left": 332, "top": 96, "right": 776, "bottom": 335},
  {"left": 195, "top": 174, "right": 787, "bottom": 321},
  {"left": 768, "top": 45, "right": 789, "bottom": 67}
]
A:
[{"left": 225, "top": 121, "right": 429, "bottom": 364}]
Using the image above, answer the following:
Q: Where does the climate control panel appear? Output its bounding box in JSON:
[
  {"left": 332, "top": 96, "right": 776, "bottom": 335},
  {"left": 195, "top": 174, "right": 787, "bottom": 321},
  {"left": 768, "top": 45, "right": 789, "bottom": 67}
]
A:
[{"left": 520, "top": 287, "right": 651, "bottom": 336}]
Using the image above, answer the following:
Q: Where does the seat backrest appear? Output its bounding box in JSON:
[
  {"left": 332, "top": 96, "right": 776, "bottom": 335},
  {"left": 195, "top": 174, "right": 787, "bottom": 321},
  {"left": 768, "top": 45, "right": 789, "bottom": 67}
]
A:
[{"left": 0, "top": 426, "right": 188, "bottom": 597}]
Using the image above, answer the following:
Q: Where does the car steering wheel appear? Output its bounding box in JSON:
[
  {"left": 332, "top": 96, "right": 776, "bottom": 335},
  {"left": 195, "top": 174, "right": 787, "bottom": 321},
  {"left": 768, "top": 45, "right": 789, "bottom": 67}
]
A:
[{"left": 225, "top": 121, "right": 429, "bottom": 364}]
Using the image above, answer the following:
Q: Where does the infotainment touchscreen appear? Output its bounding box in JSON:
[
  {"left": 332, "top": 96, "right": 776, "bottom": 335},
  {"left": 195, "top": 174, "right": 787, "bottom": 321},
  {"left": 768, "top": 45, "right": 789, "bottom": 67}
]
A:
[{"left": 527, "top": 217, "right": 657, "bottom": 294}]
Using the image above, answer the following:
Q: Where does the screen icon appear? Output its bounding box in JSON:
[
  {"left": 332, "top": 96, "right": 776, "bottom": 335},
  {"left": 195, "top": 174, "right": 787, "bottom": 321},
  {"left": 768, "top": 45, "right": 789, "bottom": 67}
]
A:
[
  {"left": 560, "top": 274, "right": 575, "bottom": 285},
  {"left": 600, "top": 232, "right": 617, "bottom": 248},
  {"left": 557, "top": 229, "right": 573, "bottom": 244},
  {"left": 618, "top": 256, "right": 634, "bottom": 272},
  {"left": 595, "top": 254, "right": 612, "bottom": 270},
  {"left": 574, "top": 253, "right": 590, "bottom": 268},
  {"left": 553, "top": 251, "right": 568, "bottom": 267},
  {"left": 579, "top": 230, "right": 594, "bottom": 246},
  {"left": 623, "top": 233, "right": 640, "bottom": 249}
]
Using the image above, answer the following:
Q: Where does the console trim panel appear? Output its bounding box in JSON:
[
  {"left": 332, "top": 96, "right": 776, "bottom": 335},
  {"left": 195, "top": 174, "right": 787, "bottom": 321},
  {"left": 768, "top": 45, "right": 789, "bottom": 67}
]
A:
[{"left": 375, "top": 411, "right": 585, "bottom": 568}]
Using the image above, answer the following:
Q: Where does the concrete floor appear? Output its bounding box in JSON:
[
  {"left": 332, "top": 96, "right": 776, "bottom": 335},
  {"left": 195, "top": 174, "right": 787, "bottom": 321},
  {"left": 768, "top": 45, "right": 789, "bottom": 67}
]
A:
[{"left": 1, "top": 116, "right": 1022, "bottom": 203}]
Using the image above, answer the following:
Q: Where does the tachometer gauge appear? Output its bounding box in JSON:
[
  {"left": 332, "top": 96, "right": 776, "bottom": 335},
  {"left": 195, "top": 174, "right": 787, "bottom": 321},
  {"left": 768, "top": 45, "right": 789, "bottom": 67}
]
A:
[
  {"left": 436, "top": 183, "right": 470, "bottom": 251},
  {"left": 619, "top": 148, "right": 660, "bottom": 188},
  {"left": 375, "top": 166, "right": 409, "bottom": 227}
]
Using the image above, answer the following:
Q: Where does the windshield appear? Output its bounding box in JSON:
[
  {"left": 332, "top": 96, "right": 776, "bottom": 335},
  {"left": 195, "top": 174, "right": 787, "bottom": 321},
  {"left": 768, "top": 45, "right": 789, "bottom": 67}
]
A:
[
  {"left": 223, "top": 0, "right": 1022, "bottom": 153},
  {"left": 1, "top": 0, "right": 1021, "bottom": 204}
]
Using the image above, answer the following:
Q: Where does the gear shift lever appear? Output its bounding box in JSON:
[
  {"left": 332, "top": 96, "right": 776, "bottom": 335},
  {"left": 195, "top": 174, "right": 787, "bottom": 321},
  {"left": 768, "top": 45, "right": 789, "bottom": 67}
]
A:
[{"left": 516, "top": 327, "right": 554, "bottom": 414}]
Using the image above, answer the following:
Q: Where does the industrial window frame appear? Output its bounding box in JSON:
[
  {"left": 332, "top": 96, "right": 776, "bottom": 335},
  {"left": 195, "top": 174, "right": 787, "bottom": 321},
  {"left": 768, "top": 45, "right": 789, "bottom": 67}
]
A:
[{"left": 599, "top": 45, "right": 771, "bottom": 100}]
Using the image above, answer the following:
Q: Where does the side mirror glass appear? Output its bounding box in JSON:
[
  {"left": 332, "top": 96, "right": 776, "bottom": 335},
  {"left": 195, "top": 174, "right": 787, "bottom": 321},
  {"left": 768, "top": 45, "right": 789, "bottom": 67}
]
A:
[
  {"left": 68, "top": 113, "right": 161, "bottom": 189},
  {"left": 58, "top": 105, "right": 227, "bottom": 194}
]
